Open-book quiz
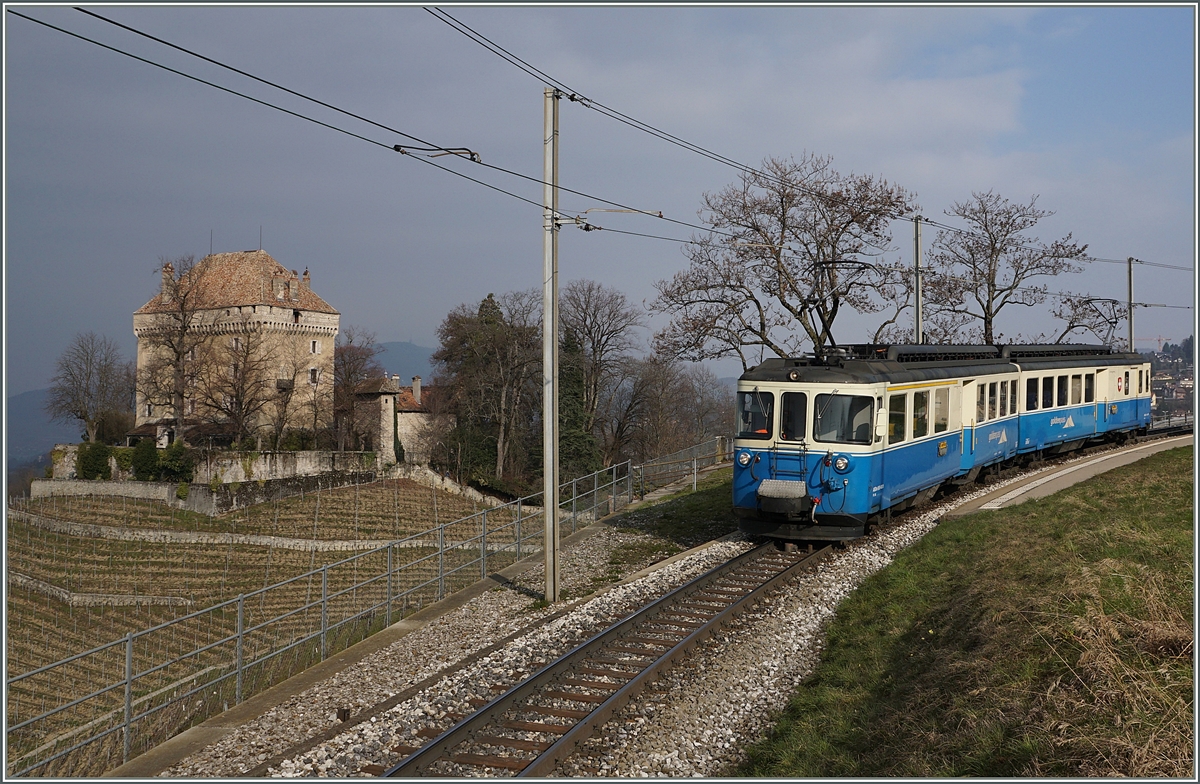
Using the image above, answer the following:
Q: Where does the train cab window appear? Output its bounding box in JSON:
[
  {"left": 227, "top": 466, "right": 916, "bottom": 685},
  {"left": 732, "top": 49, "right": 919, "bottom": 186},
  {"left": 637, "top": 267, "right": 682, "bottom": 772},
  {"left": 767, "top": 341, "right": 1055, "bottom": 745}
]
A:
[
  {"left": 1138, "top": 370, "right": 1143, "bottom": 394},
  {"left": 736, "top": 390, "right": 774, "bottom": 440},
  {"left": 912, "top": 391, "right": 929, "bottom": 438},
  {"left": 779, "top": 392, "right": 808, "bottom": 441},
  {"left": 1011, "top": 381, "right": 1018, "bottom": 413},
  {"left": 1026, "top": 378, "right": 1039, "bottom": 411},
  {"left": 1042, "top": 377, "right": 1054, "bottom": 409},
  {"left": 976, "top": 385, "right": 987, "bottom": 422},
  {"left": 814, "top": 394, "right": 873, "bottom": 444},
  {"left": 1057, "top": 375, "right": 1069, "bottom": 407},
  {"left": 1124, "top": 371, "right": 1130, "bottom": 396},
  {"left": 888, "top": 394, "right": 907, "bottom": 444},
  {"left": 1071, "top": 375, "right": 1082, "bottom": 405},
  {"left": 988, "top": 382, "right": 998, "bottom": 420},
  {"left": 1085, "top": 374, "right": 1095, "bottom": 403},
  {"left": 934, "top": 387, "right": 949, "bottom": 433},
  {"left": 998, "top": 381, "right": 1008, "bottom": 417}
]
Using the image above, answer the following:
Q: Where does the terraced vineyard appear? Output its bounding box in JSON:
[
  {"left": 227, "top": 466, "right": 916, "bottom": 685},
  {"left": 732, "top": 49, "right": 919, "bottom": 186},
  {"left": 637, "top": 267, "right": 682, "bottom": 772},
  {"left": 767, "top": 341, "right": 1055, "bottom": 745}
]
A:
[
  {"left": 17, "top": 478, "right": 494, "bottom": 539},
  {"left": 6, "top": 475, "right": 550, "bottom": 777}
]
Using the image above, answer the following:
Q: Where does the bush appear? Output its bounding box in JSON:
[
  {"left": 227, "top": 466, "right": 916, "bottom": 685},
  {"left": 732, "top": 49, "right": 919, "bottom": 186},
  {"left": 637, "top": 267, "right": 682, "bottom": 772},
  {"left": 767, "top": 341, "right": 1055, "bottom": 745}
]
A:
[
  {"left": 76, "top": 442, "right": 112, "bottom": 480},
  {"left": 112, "top": 447, "right": 134, "bottom": 473},
  {"left": 175, "top": 482, "right": 189, "bottom": 500},
  {"left": 131, "top": 439, "right": 160, "bottom": 481},
  {"left": 158, "top": 441, "right": 194, "bottom": 483},
  {"left": 280, "top": 429, "right": 314, "bottom": 451}
]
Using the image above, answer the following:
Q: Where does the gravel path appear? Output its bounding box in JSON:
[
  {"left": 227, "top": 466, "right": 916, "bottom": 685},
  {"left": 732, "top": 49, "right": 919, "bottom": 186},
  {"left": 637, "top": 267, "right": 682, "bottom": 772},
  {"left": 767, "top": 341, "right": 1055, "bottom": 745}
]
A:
[{"left": 157, "top": 459, "right": 1101, "bottom": 778}]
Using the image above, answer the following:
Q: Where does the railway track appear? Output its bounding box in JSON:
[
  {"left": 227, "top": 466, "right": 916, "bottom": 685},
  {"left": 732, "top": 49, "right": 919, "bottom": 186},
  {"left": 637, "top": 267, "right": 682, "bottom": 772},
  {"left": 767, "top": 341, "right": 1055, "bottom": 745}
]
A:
[{"left": 357, "top": 542, "right": 831, "bottom": 777}]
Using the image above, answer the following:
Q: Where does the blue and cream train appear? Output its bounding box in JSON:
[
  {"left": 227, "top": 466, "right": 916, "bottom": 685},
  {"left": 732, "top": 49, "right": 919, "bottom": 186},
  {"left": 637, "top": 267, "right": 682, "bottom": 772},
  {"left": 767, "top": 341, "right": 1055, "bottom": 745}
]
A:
[{"left": 733, "top": 344, "right": 1152, "bottom": 541}]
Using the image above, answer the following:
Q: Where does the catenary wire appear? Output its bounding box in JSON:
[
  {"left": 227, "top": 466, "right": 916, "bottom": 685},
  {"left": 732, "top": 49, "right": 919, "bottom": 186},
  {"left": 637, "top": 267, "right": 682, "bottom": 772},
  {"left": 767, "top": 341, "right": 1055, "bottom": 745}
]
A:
[
  {"left": 427, "top": 7, "right": 1193, "bottom": 276},
  {"left": 22, "top": 9, "right": 1194, "bottom": 297},
  {"left": 69, "top": 6, "right": 1198, "bottom": 275},
  {"left": 9, "top": 10, "right": 392, "bottom": 151},
  {"left": 71, "top": 6, "right": 749, "bottom": 244}
]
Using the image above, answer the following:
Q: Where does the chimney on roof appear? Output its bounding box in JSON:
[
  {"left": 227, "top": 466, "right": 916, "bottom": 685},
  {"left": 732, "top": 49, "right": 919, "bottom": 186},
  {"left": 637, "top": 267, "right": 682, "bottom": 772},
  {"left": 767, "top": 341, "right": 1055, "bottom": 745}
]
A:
[
  {"left": 391, "top": 374, "right": 399, "bottom": 383},
  {"left": 289, "top": 270, "right": 299, "bottom": 300},
  {"left": 272, "top": 272, "right": 285, "bottom": 300},
  {"left": 412, "top": 376, "right": 421, "bottom": 406},
  {"left": 301, "top": 268, "right": 311, "bottom": 292},
  {"left": 161, "top": 261, "right": 174, "bottom": 304}
]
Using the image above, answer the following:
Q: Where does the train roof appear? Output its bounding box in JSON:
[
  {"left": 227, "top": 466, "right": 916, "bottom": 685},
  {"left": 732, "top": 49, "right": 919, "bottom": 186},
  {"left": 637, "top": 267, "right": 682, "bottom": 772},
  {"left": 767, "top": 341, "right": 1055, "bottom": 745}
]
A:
[{"left": 738, "top": 344, "right": 1145, "bottom": 386}]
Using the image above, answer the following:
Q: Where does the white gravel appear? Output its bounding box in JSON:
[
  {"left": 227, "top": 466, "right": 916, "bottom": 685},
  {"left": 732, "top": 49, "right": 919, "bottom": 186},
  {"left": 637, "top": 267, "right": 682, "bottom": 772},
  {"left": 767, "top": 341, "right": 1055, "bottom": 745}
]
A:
[{"left": 157, "top": 454, "right": 1110, "bottom": 778}]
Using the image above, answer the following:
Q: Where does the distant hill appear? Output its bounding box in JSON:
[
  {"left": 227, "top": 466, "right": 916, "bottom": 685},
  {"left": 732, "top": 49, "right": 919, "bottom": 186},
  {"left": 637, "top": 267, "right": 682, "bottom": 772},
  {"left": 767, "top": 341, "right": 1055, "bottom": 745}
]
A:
[
  {"left": 377, "top": 341, "right": 435, "bottom": 383},
  {"left": 5, "top": 388, "right": 82, "bottom": 464}
]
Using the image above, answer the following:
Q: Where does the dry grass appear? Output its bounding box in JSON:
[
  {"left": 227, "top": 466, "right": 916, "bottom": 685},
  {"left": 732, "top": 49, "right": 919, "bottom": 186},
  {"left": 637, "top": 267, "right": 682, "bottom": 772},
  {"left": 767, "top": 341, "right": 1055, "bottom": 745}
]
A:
[{"left": 737, "top": 446, "right": 1193, "bottom": 778}]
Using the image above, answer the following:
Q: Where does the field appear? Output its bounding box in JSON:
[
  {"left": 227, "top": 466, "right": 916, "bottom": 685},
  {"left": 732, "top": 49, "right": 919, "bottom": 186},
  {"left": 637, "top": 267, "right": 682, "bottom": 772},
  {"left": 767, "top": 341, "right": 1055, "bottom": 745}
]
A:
[{"left": 736, "top": 446, "right": 1194, "bottom": 777}]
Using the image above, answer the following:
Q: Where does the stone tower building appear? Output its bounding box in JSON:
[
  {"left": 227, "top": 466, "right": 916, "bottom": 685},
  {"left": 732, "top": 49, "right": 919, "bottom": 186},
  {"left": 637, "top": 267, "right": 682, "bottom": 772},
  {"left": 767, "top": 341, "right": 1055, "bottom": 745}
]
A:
[{"left": 132, "top": 250, "right": 339, "bottom": 447}]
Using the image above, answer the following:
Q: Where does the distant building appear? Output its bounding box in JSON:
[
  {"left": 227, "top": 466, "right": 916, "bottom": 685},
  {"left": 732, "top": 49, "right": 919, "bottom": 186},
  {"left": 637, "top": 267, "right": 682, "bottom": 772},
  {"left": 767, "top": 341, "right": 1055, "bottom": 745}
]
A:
[{"left": 131, "top": 250, "right": 339, "bottom": 447}]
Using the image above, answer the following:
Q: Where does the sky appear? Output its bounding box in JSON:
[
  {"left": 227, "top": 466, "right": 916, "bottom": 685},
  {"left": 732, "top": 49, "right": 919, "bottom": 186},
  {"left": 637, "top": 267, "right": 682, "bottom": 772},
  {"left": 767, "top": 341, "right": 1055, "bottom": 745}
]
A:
[{"left": 3, "top": 3, "right": 1196, "bottom": 399}]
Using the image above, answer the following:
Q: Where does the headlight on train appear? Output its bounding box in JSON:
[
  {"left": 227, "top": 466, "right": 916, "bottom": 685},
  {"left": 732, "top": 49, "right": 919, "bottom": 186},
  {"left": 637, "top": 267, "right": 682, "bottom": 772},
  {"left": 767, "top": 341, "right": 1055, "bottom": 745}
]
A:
[
  {"left": 737, "top": 451, "right": 752, "bottom": 466},
  {"left": 833, "top": 456, "right": 849, "bottom": 471}
]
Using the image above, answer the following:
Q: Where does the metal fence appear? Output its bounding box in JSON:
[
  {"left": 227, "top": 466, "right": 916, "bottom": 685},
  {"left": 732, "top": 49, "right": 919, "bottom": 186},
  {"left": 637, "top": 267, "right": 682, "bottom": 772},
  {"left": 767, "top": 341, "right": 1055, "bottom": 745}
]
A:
[
  {"left": 631, "top": 436, "right": 733, "bottom": 498},
  {"left": 6, "top": 460, "right": 645, "bottom": 778}
]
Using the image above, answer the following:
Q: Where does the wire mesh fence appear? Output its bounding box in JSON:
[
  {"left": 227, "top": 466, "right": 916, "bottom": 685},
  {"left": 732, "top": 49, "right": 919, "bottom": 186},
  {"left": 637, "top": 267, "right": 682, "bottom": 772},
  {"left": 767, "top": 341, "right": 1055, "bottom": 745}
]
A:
[
  {"left": 631, "top": 436, "right": 733, "bottom": 499},
  {"left": 5, "top": 460, "right": 640, "bottom": 778}
]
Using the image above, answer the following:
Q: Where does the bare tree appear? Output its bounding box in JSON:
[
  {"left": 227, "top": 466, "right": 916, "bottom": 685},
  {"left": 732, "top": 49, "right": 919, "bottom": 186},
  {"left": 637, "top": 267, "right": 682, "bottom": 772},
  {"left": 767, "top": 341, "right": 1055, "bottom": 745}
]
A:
[
  {"left": 194, "top": 315, "right": 277, "bottom": 445},
  {"left": 925, "top": 191, "right": 1088, "bottom": 344},
  {"left": 651, "top": 153, "right": 916, "bottom": 367},
  {"left": 136, "top": 254, "right": 211, "bottom": 445},
  {"left": 44, "top": 332, "right": 133, "bottom": 443},
  {"left": 333, "top": 326, "right": 385, "bottom": 451},
  {"left": 560, "top": 279, "right": 644, "bottom": 436}
]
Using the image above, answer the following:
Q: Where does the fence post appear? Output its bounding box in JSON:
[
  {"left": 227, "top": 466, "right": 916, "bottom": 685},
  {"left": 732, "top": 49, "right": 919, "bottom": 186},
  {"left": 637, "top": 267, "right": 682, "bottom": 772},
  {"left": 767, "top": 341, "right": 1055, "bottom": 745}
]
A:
[
  {"left": 386, "top": 545, "right": 393, "bottom": 627},
  {"left": 594, "top": 471, "right": 599, "bottom": 517},
  {"left": 236, "top": 594, "right": 244, "bottom": 704},
  {"left": 123, "top": 632, "right": 133, "bottom": 764},
  {"left": 571, "top": 478, "right": 577, "bottom": 534},
  {"left": 693, "top": 457, "right": 698, "bottom": 492},
  {"left": 481, "top": 510, "right": 488, "bottom": 579},
  {"left": 320, "top": 567, "right": 328, "bottom": 660},
  {"left": 516, "top": 499, "right": 522, "bottom": 561},
  {"left": 438, "top": 525, "right": 445, "bottom": 601}
]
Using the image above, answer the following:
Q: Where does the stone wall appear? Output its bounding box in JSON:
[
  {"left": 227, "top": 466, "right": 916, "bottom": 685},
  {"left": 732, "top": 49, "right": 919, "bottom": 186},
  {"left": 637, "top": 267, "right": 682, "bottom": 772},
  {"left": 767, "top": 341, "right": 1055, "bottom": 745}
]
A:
[
  {"left": 192, "top": 450, "right": 378, "bottom": 484},
  {"left": 187, "top": 470, "right": 377, "bottom": 515},
  {"left": 31, "top": 478, "right": 175, "bottom": 503}
]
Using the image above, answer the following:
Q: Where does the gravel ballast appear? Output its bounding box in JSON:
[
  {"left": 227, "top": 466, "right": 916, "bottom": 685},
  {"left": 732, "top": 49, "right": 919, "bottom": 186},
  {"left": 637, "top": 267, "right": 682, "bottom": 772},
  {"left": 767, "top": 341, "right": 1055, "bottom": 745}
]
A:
[{"left": 156, "top": 457, "right": 1111, "bottom": 778}]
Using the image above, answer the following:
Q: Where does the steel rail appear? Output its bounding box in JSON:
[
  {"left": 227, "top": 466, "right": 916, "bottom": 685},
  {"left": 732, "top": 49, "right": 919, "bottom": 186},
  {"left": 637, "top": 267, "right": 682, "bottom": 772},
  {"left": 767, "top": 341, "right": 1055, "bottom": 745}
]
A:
[{"left": 378, "top": 542, "right": 832, "bottom": 777}]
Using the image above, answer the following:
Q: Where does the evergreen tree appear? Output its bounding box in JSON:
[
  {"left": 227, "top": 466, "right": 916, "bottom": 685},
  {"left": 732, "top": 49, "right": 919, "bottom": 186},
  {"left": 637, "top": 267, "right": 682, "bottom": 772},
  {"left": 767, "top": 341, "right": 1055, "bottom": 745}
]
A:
[{"left": 559, "top": 330, "right": 601, "bottom": 476}]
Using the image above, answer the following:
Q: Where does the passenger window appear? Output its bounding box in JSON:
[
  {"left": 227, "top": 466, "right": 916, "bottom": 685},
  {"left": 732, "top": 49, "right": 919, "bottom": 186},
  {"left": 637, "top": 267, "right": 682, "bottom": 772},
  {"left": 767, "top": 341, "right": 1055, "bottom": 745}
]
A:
[
  {"left": 988, "top": 382, "right": 997, "bottom": 420},
  {"left": 780, "top": 392, "right": 807, "bottom": 441},
  {"left": 1042, "top": 377, "right": 1054, "bottom": 409},
  {"left": 999, "top": 381, "right": 1008, "bottom": 417},
  {"left": 1026, "top": 378, "right": 1039, "bottom": 411},
  {"left": 912, "top": 391, "right": 929, "bottom": 438},
  {"left": 1057, "top": 375, "right": 1068, "bottom": 407},
  {"left": 1085, "top": 374, "right": 1094, "bottom": 402},
  {"left": 1138, "top": 370, "right": 1143, "bottom": 394},
  {"left": 1124, "top": 371, "right": 1130, "bottom": 396},
  {"left": 1011, "top": 381, "right": 1018, "bottom": 413},
  {"left": 934, "top": 388, "right": 949, "bottom": 433},
  {"left": 888, "top": 394, "right": 907, "bottom": 444},
  {"left": 977, "top": 385, "right": 987, "bottom": 422},
  {"left": 1071, "top": 375, "right": 1082, "bottom": 405}
]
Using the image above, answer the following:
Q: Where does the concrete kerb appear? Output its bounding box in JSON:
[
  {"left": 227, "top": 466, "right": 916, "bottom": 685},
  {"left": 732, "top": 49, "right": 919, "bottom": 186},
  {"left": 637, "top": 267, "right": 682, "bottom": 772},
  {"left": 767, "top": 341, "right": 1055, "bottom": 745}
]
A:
[
  {"left": 942, "top": 435, "right": 1193, "bottom": 520},
  {"left": 104, "top": 476, "right": 729, "bottom": 779}
]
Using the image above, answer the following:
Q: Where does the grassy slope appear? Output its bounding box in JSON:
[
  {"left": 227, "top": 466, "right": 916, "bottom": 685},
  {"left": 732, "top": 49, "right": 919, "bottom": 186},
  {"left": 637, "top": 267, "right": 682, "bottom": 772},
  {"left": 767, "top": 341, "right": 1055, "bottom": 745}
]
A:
[{"left": 736, "top": 446, "right": 1194, "bottom": 778}]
